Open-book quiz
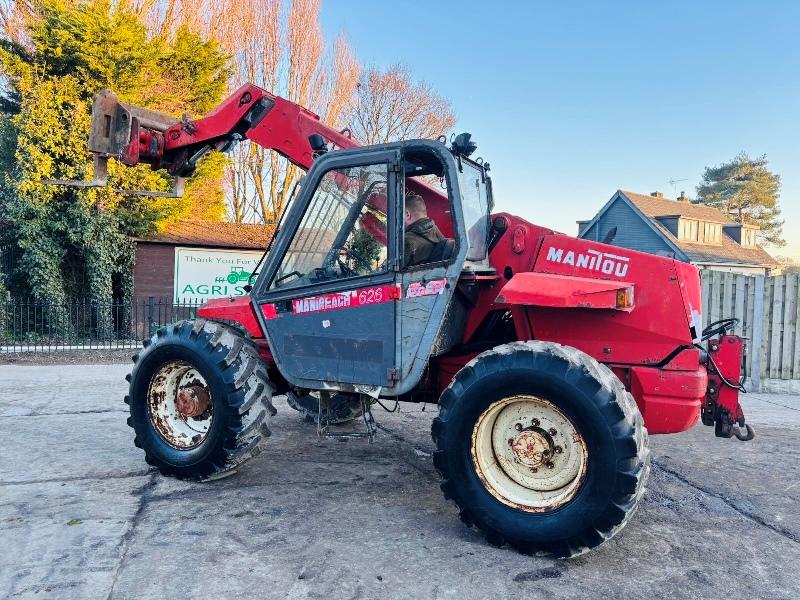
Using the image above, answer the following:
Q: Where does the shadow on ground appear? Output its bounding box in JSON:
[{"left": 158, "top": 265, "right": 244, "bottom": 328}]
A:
[{"left": 1, "top": 363, "right": 798, "bottom": 599}]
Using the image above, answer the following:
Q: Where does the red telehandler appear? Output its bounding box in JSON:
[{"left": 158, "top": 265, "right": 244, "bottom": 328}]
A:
[{"left": 53, "top": 84, "right": 754, "bottom": 557}]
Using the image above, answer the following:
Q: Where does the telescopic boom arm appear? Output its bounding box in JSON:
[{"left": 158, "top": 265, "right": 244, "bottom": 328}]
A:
[{"left": 49, "top": 84, "right": 363, "bottom": 196}]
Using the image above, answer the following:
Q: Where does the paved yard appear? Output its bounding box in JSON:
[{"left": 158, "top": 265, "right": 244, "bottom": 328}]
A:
[{"left": 1, "top": 362, "right": 799, "bottom": 599}]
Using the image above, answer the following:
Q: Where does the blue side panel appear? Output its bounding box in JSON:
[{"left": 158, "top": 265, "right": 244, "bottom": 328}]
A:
[
  {"left": 656, "top": 216, "right": 679, "bottom": 236},
  {"left": 580, "top": 198, "right": 673, "bottom": 256},
  {"left": 269, "top": 301, "right": 395, "bottom": 386}
]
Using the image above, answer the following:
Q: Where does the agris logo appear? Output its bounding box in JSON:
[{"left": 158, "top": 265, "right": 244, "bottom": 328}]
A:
[{"left": 546, "top": 247, "right": 630, "bottom": 278}]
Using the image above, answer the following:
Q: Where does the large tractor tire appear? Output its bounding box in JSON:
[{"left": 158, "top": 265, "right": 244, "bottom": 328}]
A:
[
  {"left": 125, "top": 319, "right": 276, "bottom": 480},
  {"left": 431, "top": 341, "right": 649, "bottom": 557}
]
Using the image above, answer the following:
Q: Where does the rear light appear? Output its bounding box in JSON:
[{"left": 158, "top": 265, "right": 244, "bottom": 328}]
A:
[{"left": 616, "top": 286, "right": 635, "bottom": 309}]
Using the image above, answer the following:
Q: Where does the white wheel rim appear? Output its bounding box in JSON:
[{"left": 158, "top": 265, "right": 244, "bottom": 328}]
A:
[
  {"left": 471, "top": 395, "right": 588, "bottom": 512},
  {"left": 147, "top": 360, "right": 213, "bottom": 449}
]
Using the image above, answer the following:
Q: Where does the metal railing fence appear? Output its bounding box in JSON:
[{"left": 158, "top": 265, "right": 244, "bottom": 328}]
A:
[{"left": 0, "top": 297, "right": 204, "bottom": 352}]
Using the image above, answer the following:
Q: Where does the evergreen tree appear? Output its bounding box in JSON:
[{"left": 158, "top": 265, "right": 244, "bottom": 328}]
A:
[
  {"left": 695, "top": 152, "right": 784, "bottom": 247},
  {"left": 0, "top": 0, "right": 231, "bottom": 323}
]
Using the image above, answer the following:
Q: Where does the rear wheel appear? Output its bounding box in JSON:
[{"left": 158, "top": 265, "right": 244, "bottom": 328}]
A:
[
  {"left": 472, "top": 395, "right": 588, "bottom": 512},
  {"left": 126, "top": 319, "right": 276, "bottom": 480},
  {"left": 432, "top": 341, "right": 649, "bottom": 557}
]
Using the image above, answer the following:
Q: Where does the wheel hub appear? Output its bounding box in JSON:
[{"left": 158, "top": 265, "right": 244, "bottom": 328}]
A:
[
  {"left": 176, "top": 386, "right": 210, "bottom": 418},
  {"left": 147, "top": 360, "right": 213, "bottom": 450},
  {"left": 471, "top": 395, "right": 588, "bottom": 512},
  {"left": 510, "top": 428, "right": 551, "bottom": 469}
]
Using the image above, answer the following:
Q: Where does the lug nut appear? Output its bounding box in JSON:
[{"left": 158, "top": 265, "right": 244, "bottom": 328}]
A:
[
  {"left": 508, "top": 438, "right": 514, "bottom": 446},
  {"left": 543, "top": 449, "right": 550, "bottom": 456},
  {"left": 531, "top": 467, "right": 538, "bottom": 473},
  {"left": 554, "top": 446, "right": 563, "bottom": 454},
  {"left": 548, "top": 428, "right": 557, "bottom": 436},
  {"left": 514, "top": 423, "right": 523, "bottom": 431},
  {"left": 532, "top": 418, "right": 540, "bottom": 427},
  {"left": 546, "top": 461, "right": 555, "bottom": 469}
]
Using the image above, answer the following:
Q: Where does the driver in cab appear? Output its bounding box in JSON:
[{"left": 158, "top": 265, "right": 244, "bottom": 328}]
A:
[{"left": 403, "top": 194, "right": 445, "bottom": 268}]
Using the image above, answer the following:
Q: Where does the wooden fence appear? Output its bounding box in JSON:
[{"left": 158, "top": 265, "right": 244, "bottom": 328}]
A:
[{"left": 701, "top": 271, "right": 800, "bottom": 388}]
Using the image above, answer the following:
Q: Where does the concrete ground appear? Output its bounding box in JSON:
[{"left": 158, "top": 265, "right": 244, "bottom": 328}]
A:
[{"left": 1, "top": 363, "right": 799, "bottom": 600}]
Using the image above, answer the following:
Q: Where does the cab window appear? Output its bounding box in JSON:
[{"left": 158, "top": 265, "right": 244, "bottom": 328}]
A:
[
  {"left": 402, "top": 151, "right": 456, "bottom": 269},
  {"left": 457, "top": 160, "right": 489, "bottom": 262},
  {"left": 269, "top": 163, "right": 389, "bottom": 291}
]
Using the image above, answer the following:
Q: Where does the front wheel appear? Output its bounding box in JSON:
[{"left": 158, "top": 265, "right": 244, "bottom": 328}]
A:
[
  {"left": 125, "top": 319, "right": 276, "bottom": 480},
  {"left": 431, "top": 341, "right": 649, "bottom": 557}
]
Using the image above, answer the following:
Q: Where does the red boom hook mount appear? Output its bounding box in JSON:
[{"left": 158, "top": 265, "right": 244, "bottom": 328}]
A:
[{"left": 43, "top": 90, "right": 187, "bottom": 198}]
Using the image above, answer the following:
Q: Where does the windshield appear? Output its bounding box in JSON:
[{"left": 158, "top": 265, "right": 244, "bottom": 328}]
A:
[
  {"left": 458, "top": 160, "right": 490, "bottom": 262},
  {"left": 269, "top": 163, "right": 389, "bottom": 291}
]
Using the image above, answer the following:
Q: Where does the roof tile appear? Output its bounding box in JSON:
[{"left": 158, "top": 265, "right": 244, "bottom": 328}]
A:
[
  {"left": 136, "top": 221, "right": 275, "bottom": 250},
  {"left": 621, "top": 190, "right": 735, "bottom": 223},
  {"left": 622, "top": 192, "right": 778, "bottom": 267}
]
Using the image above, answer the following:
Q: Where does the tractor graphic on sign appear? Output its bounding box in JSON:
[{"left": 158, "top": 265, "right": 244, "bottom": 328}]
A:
[{"left": 226, "top": 266, "right": 252, "bottom": 285}]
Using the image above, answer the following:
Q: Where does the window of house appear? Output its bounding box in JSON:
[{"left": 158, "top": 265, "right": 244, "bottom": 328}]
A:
[
  {"left": 742, "top": 228, "right": 757, "bottom": 247},
  {"left": 679, "top": 219, "right": 699, "bottom": 242},
  {"left": 702, "top": 222, "right": 722, "bottom": 244}
]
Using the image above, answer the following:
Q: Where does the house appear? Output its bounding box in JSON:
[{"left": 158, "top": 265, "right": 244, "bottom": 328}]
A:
[
  {"left": 577, "top": 190, "right": 779, "bottom": 275},
  {"left": 132, "top": 220, "right": 275, "bottom": 303}
]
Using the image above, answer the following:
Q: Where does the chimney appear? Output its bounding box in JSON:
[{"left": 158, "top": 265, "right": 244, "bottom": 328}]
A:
[
  {"left": 651, "top": 191, "right": 664, "bottom": 198},
  {"left": 677, "top": 191, "right": 689, "bottom": 203}
]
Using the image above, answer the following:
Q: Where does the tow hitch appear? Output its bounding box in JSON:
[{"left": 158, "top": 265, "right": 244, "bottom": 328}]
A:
[{"left": 700, "top": 319, "right": 755, "bottom": 441}]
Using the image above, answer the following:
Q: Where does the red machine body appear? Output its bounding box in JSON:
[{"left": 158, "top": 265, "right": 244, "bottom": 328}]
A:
[
  {"left": 458, "top": 218, "right": 710, "bottom": 434},
  {"left": 702, "top": 334, "right": 753, "bottom": 440},
  {"left": 124, "top": 83, "right": 747, "bottom": 440}
]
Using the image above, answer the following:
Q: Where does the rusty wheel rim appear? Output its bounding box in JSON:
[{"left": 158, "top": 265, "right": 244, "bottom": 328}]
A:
[
  {"left": 147, "top": 360, "right": 213, "bottom": 450},
  {"left": 471, "top": 395, "right": 588, "bottom": 512}
]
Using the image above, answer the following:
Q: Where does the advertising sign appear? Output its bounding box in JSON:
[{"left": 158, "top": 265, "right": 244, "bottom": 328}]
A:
[{"left": 174, "top": 247, "right": 264, "bottom": 303}]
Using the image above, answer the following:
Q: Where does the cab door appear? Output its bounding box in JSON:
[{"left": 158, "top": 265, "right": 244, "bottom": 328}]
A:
[
  {"left": 252, "top": 148, "right": 401, "bottom": 390},
  {"left": 252, "top": 141, "right": 470, "bottom": 396},
  {"left": 393, "top": 143, "right": 472, "bottom": 394}
]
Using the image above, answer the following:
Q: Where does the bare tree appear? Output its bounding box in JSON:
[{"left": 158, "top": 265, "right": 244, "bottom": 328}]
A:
[
  {"left": 349, "top": 64, "right": 455, "bottom": 145},
  {"left": 5, "top": 2, "right": 452, "bottom": 225},
  {"left": 0, "top": 0, "right": 32, "bottom": 46},
  {"left": 157, "top": 0, "right": 359, "bottom": 223},
  {"left": 127, "top": 0, "right": 201, "bottom": 36},
  {"left": 124, "top": 0, "right": 360, "bottom": 223},
  {"left": 210, "top": 0, "right": 282, "bottom": 223}
]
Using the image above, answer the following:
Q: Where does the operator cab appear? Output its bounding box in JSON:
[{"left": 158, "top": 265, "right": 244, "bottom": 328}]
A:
[
  {"left": 253, "top": 137, "right": 492, "bottom": 395},
  {"left": 402, "top": 146, "right": 493, "bottom": 272}
]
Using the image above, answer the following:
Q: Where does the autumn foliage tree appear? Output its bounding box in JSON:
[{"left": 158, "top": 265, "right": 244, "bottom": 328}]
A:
[
  {"left": 0, "top": 0, "right": 458, "bottom": 292},
  {"left": 0, "top": 0, "right": 230, "bottom": 327}
]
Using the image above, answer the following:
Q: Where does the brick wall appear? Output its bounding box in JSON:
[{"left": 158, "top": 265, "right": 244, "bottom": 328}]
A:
[{"left": 133, "top": 243, "right": 175, "bottom": 302}]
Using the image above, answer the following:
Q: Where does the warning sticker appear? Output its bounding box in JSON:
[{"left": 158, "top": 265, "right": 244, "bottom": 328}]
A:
[
  {"left": 291, "top": 285, "right": 400, "bottom": 315},
  {"left": 406, "top": 278, "right": 447, "bottom": 298}
]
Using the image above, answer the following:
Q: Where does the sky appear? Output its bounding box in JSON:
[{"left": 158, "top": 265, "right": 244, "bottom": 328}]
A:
[{"left": 321, "top": 0, "right": 800, "bottom": 258}]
